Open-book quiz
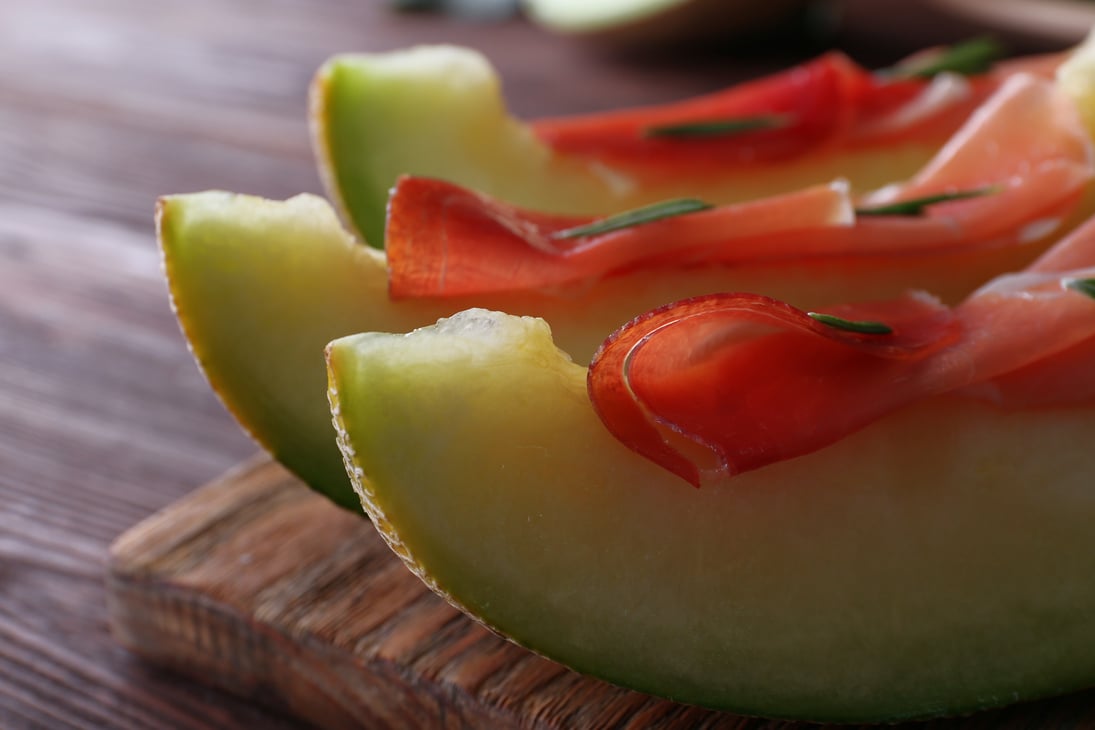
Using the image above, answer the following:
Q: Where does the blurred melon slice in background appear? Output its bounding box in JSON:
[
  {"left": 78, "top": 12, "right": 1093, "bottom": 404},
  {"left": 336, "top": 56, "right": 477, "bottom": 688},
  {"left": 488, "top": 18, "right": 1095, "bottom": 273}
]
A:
[{"left": 522, "top": 0, "right": 811, "bottom": 47}]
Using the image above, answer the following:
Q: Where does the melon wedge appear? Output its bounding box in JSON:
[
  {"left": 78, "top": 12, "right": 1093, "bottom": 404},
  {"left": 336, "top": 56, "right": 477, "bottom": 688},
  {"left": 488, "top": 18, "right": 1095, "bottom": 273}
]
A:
[
  {"left": 523, "top": 0, "right": 809, "bottom": 47},
  {"left": 160, "top": 191, "right": 1048, "bottom": 511},
  {"left": 310, "top": 45, "right": 938, "bottom": 247},
  {"left": 326, "top": 308, "right": 1095, "bottom": 721}
]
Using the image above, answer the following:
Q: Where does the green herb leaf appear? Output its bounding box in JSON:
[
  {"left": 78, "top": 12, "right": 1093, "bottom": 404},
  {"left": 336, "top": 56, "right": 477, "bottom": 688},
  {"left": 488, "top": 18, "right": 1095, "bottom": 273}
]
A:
[
  {"left": 808, "top": 312, "right": 894, "bottom": 335},
  {"left": 550, "top": 198, "right": 713, "bottom": 240},
  {"left": 1065, "top": 278, "right": 1095, "bottom": 300},
  {"left": 644, "top": 114, "right": 792, "bottom": 139},
  {"left": 885, "top": 36, "right": 1005, "bottom": 80},
  {"left": 855, "top": 187, "right": 998, "bottom": 218}
]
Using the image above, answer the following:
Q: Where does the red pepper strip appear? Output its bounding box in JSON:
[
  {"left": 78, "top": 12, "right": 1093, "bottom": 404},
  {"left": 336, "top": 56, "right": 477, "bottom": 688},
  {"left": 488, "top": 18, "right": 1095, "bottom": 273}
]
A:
[
  {"left": 386, "top": 176, "right": 851, "bottom": 299},
  {"left": 532, "top": 51, "right": 1062, "bottom": 172},
  {"left": 587, "top": 219, "right": 1095, "bottom": 487}
]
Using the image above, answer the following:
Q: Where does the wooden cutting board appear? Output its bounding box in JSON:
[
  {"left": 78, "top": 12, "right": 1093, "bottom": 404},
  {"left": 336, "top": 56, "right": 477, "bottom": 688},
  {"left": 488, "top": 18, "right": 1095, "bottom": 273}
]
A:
[{"left": 106, "top": 457, "right": 1095, "bottom": 729}]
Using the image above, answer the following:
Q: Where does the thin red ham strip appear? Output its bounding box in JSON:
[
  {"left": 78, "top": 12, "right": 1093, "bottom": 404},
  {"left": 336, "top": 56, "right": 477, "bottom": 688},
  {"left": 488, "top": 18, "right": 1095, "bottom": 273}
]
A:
[
  {"left": 586, "top": 215, "right": 1095, "bottom": 487},
  {"left": 531, "top": 50, "right": 1062, "bottom": 173},
  {"left": 386, "top": 178, "right": 851, "bottom": 298},
  {"left": 386, "top": 75, "right": 1092, "bottom": 298},
  {"left": 532, "top": 52, "right": 863, "bottom": 171}
]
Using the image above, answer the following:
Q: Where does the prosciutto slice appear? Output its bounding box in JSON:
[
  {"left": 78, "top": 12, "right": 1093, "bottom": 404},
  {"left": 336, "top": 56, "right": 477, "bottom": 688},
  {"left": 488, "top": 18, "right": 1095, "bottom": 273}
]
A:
[
  {"left": 586, "top": 215, "right": 1095, "bottom": 487},
  {"left": 532, "top": 49, "right": 1062, "bottom": 172},
  {"left": 387, "top": 75, "right": 1092, "bottom": 298},
  {"left": 386, "top": 178, "right": 851, "bottom": 298}
]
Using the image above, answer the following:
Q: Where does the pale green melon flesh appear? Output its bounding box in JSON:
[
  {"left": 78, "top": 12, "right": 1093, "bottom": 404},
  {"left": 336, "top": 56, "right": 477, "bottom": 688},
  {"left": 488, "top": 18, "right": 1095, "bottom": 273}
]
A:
[
  {"left": 327, "top": 309, "right": 1095, "bottom": 721},
  {"left": 525, "top": 0, "right": 695, "bottom": 30},
  {"left": 160, "top": 192, "right": 1042, "bottom": 511},
  {"left": 523, "top": 0, "right": 809, "bottom": 45},
  {"left": 311, "top": 45, "right": 936, "bottom": 247}
]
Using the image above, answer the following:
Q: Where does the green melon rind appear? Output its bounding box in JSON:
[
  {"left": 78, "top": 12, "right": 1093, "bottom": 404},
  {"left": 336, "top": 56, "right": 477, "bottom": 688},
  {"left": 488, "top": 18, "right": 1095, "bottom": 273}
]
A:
[
  {"left": 158, "top": 191, "right": 407, "bottom": 510},
  {"left": 326, "top": 308, "right": 1095, "bottom": 721}
]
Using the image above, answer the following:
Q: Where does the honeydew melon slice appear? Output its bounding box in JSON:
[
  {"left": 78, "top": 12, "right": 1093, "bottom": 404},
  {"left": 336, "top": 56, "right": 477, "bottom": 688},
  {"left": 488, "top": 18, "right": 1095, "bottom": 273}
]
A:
[
  {"left": 326, "top": 307, "right": 1095, "bottom": 721},
  {"left": 522, "top": 0, "right": 810, "bottom": 47},
  {"left": 310, "top": 44, "right": 937, "bottom": 247},
  {"left": 159, "top": 191, "right": 1037, "bottom": 510}
]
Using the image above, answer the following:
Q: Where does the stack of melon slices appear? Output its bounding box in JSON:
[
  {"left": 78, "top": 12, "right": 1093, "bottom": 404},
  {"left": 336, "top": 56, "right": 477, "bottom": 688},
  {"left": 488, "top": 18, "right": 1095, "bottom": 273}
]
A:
[{"left": 161, "top": 34, "right": 1095, "bottom": 721}]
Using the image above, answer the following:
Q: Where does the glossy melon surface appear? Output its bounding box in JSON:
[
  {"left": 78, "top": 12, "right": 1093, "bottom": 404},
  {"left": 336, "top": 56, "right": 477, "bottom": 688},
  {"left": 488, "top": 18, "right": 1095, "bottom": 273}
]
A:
[
  {"left": 326, "top": 308, "right": 1095, "bottom": 721},
  {"left": 160, "top": 192, "right": 1040, "bottom": 509},
  {"left": 167, "top": 32, "right": 1095, "bottom": 510}
]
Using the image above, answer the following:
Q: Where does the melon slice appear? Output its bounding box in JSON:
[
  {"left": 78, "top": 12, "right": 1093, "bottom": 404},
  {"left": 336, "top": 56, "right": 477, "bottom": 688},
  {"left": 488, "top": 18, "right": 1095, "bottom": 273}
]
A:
[
  {"left": 522, "top": 0, "right": 809, "bottom": 47},
  {"left": 310, "top": 45, "right": 938, "bottom": 247},
  {"left": 160, "top": 191, "right": 1034, "bottom": 510},
  {"left": 170, "top": 33, "right": 1095, "bottom": 510},
  {"left": 325, "top": 307, "right": 1095, "bottom": 721}
]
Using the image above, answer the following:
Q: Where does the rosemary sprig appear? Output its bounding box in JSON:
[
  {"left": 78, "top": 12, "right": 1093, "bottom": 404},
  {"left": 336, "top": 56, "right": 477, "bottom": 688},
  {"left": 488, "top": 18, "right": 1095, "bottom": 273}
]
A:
[
  {"left": 855, "top": 187, "right": 998, "bottom": 218},
  {"left": 644, "top": 114, "right": 792, "bottom": 139},
  {"left": 885, "top": 36, "right": 1005, "bottom": 80},
  {"left": 1066, "top": 278, "right": 1095, "bottom": 300},
  {"left": 808, "top": 312, "right": 893, "bottom": 335},
  {"left": 550, "top": 198, "right": 713, "bottom": 240}
]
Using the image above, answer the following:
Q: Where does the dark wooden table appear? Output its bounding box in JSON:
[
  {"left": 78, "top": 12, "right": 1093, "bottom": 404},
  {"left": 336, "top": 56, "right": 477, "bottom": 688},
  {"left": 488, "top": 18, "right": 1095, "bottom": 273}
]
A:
[{"left": 0, "top": 1, "right": 1078, "bottom": 728}]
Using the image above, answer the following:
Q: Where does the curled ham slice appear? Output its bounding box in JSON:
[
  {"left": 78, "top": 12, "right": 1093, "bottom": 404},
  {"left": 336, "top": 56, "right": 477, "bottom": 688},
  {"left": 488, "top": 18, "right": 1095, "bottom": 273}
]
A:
[
  {"left": 386, "top": 178, "right": 852, "bottom": 298},
  {"left": 532, "top": 50, "right": 1062, "bottom": 172},
  {"left": 386, "top": 75, "right": 1092, "bottom": 299},
  {"left": 586, "top": 215, "right": 1095, "bottom": 488},
  {"left": 861, "top": 72, "right": 1093, "bottom": 212}
]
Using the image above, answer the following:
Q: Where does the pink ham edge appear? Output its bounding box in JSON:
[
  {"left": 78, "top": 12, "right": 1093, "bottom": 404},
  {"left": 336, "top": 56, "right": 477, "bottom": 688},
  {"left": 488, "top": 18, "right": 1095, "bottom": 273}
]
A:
[
  {"left": 587, "top": 214, "right": 1095, "bottom": 487},
  {"left": 387, "top": 75, "right": 1093, "bottom": 299}
]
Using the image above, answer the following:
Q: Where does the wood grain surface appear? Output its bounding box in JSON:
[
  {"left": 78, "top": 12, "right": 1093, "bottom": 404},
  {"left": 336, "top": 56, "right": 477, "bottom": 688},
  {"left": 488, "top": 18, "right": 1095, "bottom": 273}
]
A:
[
  {"left": 0, "top": 0, "right": 1085, "bottom": 728},
  {"left": 108, "top": 458, "right": 1095, "bottom": 730},
  {"left": 108, "top": 458, "right": 748, "bottom": 729}
]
